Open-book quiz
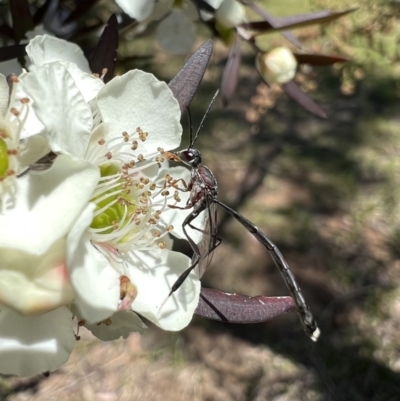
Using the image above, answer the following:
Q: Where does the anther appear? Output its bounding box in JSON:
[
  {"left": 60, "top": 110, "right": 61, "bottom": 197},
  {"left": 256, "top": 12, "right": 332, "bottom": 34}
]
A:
[
  {"left": 98, "top": 138, "right": 106, "bottom": 145},
  {"left": 105, "top": 151, "right": 112, "bottom": 159},
  {"left": 10, "top": 108, "right": 19, "bottom": 116}
]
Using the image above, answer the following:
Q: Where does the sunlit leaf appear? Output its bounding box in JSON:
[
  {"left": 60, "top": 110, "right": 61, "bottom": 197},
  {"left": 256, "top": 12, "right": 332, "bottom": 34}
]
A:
[
  {"left": 221, "top": 37, "right": 241, "bottom": 106},
  {"left": 243, "top": 8, "right": 357, "bottom": 34},
  {"left": 168, "top": 39, "right": 213, "bottom": 114},
  {"left": 241, "top": 0, "right": 302, "bottom": 48},
  {"left": 89, "top": 14, "right": 119, "bottom": 83},
  {"left": 195, "top": 287, "right": 295, "bottom": 323},
  {"left": 283, "top": 80, "right": 327, "bottom": 118}
]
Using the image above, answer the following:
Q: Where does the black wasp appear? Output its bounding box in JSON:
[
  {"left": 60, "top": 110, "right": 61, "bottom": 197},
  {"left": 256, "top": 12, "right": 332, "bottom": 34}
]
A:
[{"left": 162, "top": 91, "right": 320, "bottom": 341}]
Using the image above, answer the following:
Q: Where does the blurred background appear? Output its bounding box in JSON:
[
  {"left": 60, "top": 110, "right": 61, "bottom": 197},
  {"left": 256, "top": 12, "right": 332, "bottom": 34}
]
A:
[{"left": 2, "top": 0, "right": 400, "bottom": 400}]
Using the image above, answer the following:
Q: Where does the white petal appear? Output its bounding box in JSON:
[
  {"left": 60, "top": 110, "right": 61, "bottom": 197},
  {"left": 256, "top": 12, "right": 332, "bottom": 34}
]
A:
[
  {"left": 0, "top": 73, "right": 9, "bottom": 115},
  {"left": 127, "top": 250, "right": 200, "bottom": 331},
  {"left": 59, "top": 61, "right": 104, "bottom": 103},
  {"left": 17, "top": 134, "right": 51, "bottom": 172},
  {"left": 26, "top": 35, "right": 91, "bottom": 73},
  {"left": 156, "top": 9, "right": 196, "bottom": 55},
  {"left": 19, "top": 62, "right": 93, "bottom": 157},
  {"left": 96, "top": 69, "right": 182, "bottom": 154},
  {"left": 0, "top": 237, "right": 74, "bottom": 315},
  {"left": 0, "top": 306, "right": 75, "bottom": 376},
  {"left": 85, "top": 311, "right": 146, "bottom": 341},
  {"left": 116, "top": 0, "right": 156, "bottom": 21},
  {"left": 0, "top": 154, "right": 100, "bottom": 255},
  {"left": 67, "top": 204, "right": 121, "bottom": 324}
]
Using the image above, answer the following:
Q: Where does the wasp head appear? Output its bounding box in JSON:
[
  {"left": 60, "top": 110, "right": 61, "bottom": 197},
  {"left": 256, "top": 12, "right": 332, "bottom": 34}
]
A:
[{"left": 177, "top": 148, "right": 201, "bottom": 167}]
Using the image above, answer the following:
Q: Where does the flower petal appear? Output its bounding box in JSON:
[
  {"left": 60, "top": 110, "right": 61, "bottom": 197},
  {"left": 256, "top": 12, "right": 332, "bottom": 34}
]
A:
[
  {"left": 156, "top": 9, "right": 196, "bottom": 55},
  {"left": 0, "top": 73, "right": 9, "bottom": 115},
  {"left": 85, "top": 311, "right": 146, "bottom": 341},
  {"left": 18, "top": 134, "right": 51, "bottom": 172},
  {"left": 19, "top": 62, "right": 93, "bottom": 157},
  {"left": 0, "top": 154, "right": 100, "bottom": 255},
  {"left": 0, "top": 306, "right": 75, "bottom": 376},
  {"left": 126, "top": 250, "right": 200, "bottom": 331},
  {"left": 26, "top": 35, "right": 91, "bottom": 73},
  {"left": 0, "top": 238, "right": 74, "bottom": 315},
  {"left": 96, "top": 69, "right": 182, "bottom": 154},
  {"left": 116, "top": 0, "right": 156, "bottom": 21},
  {"left": 67, "top": 204, "right": 121, "bottom": 324}
]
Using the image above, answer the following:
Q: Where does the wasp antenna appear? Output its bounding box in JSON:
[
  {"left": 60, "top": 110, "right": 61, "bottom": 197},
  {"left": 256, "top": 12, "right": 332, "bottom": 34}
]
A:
[{"left": 192, "top": 89, "right": 219, "bottom": 147}]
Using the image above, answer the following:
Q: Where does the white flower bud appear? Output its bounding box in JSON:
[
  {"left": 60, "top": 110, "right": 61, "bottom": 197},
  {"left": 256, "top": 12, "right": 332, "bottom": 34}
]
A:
[
  {"left": 215, "top": 0, "right": 246, "bottom": 28},
  {"left": 258, "top": 47, "right": 298, "bottom": 84}
]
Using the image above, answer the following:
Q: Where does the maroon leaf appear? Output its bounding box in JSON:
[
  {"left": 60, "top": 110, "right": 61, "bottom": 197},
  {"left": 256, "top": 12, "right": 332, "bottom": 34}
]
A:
[
  {"left": 241, "top": 1, "right": 302, "bottom": 48},
  {"left": 221, "top": 37, "right": 241, "bottom": 106},
  {"left": 33, "top": 0, "right": 52, "bottom": 25},
  {"left": 0, "top": 20, "right": 15, "bottom": 41},
  {"left": 294, "top": 53, "right": 348, "bottom": 66},
  {"left": 283, "top": 80, "right": 327, "bottom": 118},
  {"left": 195, "top": 288, "right": 295, "bottom": 323},
  {"left": 10, "top": 0, "right": 34, "bottom": 42},
  {"left": 168, "top": 40, "right": 213, "bottom": 115},
  {"left": 242, "top": 9, "right": 356, "bottom": 33},
  {"left": 63, "top": 0, "right": 99, "bottom": 24},
  {"left": 89, "top": 14, "right": 119, "bottom": 83},
  {"left": 0, "top": 44, "right": 26, "bottom": 62}
]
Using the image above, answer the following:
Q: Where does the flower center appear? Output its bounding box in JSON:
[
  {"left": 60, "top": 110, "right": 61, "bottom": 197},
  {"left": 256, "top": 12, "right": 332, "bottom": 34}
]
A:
[
  {"left": 0, "top": 137, "right": 9, "bottom": 178},
  {"left": 88, "top": 131, "right": 177, "bottom": 252},
  {"left": 90, "top": 162, "right": 137, "bottom": 237}
]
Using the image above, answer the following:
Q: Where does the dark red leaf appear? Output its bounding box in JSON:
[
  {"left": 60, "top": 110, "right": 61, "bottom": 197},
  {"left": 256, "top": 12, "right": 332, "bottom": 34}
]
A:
[
  {"left": 221, "top": 37, "right": 241, "bottom": 106},
  {"left": 242, "top": 8, "right": 357, "bottom": 33},
  {"left": 283, "top": 80, "right": 327, "bottom": 118},
  {"left": 63, "top": 0, "right": 99, "bottom": 24},
  {"left": 168, "top": 40, "right": 213, "bottom": 115},
  {"left": 89, "top": 14, "right": 119, "bottom": 83},
  {"left": 195, "top": 288, "right": 295, "bottom": 323},
  {"left": 0, "top": 21, "right": 15, "bottom": 41},
  {"left": 294, "top": 53, "right": 348, "bottom": 66},
  {"left": 241, "top": 1, "right": 302, "bottom": 48},
  {"left": 33, "top": 0, "right": 53, "bottom": 25},
  {"left": 0, "top": 44, "right": 26, "bottom": 62},
  {"left": 10, "top": 0, "right": 34, "bottom": 42}
]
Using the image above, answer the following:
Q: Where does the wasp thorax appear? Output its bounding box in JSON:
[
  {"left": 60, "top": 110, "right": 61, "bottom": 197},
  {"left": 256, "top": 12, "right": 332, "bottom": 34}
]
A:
[{"left": 178, "top": 148, "right": 201, "bottom": 167}]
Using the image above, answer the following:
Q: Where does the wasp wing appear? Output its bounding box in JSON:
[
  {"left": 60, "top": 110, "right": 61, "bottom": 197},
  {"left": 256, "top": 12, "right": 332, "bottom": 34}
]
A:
[{"left": 194, "top": 196, "right": 219, "bottom": 277}]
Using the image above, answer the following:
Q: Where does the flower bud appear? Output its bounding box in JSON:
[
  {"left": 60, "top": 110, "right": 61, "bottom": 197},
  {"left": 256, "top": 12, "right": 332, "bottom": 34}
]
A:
[
  {"left": 215, "top": 0, "right": 246, "bottom": 28},
  {"left": 257, "top": 47, "right": 298, "bottom": 84}
]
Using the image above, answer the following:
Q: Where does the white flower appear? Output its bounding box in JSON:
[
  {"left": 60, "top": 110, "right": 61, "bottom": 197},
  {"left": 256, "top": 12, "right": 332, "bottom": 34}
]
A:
[
  {"left": 0, "top": 72, "right": 48, "bottom": 201},
  {"left": 257, "top": 47, "right": 298, "bottom": 85},
  {"left": 19, "top": 36, "right": 202, "bottom": 337},
  {"left": 0, "top": 155, "right": 101, "bottom": 376}
]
